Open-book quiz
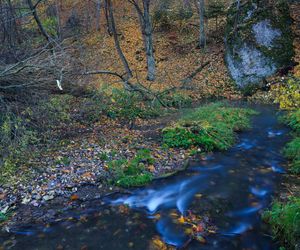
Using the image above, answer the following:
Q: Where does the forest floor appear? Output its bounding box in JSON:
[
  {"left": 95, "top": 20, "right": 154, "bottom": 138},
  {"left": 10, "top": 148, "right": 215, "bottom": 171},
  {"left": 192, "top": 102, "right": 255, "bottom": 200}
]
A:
[
  {"left": 0, "top": 110, "right": 187, "bottom": 225},
  {"left": 0, "top": 5, "right": 245, "bottom": 226},
  {"left": 0, "top": 3, "right": 299, "bottom": 240}
]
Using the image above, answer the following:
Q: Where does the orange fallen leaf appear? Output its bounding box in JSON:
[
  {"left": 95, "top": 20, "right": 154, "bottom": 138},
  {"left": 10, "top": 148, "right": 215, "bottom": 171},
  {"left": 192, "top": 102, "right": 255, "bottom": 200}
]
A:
[
  {"left": 178, "top": 216, "right": 185, "bottom": 224},
  {"left": 70, "top": 194, "right": 79, "bottom": 201}
]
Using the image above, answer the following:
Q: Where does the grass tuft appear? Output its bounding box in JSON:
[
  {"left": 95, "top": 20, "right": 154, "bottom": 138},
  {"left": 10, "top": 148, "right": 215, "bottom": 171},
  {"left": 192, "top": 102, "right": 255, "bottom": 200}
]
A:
[
  {"left": 283, "top": 137, "right": 300, "bottom": 174},
  {"left": 263, "top": 198, "right": 300, "bottom": 249},
  {"left": 281, "top": 110, "right": 300, "bottom": 174}
]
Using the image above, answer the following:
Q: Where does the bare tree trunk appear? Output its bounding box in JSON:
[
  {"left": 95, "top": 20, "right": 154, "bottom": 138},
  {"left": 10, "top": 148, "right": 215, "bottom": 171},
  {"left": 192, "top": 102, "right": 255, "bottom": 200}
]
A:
[
  {"left": 183, "top": 0, "right": 192, "bottom": 11},
  {"left": 198, "top": 0, "right": 206, "bottom": 48},
  {"left": 107, "top": 0, "right": 133, "bottom": 79},
  {"left": 104, "top": 0, "right": 112, "bottom": 35},
  {"left": 142, "top": 0, "right": 155, "bottom": 81},
  {"left": 234, "top": 0, "right": 241, "bottom": 37},
  {"left": 55, "top": 0, "right": 61, "bottom": 40},
  {"left": 1, "top": 0, "right": 20, "bottom": 60},
  {"left": 27, "top": 0, "right": 51, "bottom": 43},
  {"left": 129, "top": 0, "right": 156, "bottom": 81},
  {"left": 96, "top": 0, "right": 101, "bottom": 31},
  {"left": 85, "top": 2, "right": 92, "bottom": 32}
]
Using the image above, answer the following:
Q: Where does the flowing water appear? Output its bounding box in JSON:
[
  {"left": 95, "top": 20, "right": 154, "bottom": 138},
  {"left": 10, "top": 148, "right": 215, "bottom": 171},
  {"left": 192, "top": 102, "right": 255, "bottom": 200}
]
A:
[{"left": 0, "top": 105, "right": 290, "bottom": 249}]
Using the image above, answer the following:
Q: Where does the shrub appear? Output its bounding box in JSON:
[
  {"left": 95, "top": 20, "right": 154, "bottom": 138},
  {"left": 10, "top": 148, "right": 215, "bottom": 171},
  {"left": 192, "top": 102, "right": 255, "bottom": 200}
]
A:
[
  {"left": 163, "top": 103, "right": 257, "bottom": 151},
  {"left": 263, "top": 198, "right": 300, "bottom": 249}
]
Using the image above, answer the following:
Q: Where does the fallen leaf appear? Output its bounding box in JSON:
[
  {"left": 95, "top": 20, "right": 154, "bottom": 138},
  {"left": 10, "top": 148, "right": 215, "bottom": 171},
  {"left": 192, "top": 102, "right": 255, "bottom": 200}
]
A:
[{"left": 70, "top": 194, "right": 79, "bottom": 201}]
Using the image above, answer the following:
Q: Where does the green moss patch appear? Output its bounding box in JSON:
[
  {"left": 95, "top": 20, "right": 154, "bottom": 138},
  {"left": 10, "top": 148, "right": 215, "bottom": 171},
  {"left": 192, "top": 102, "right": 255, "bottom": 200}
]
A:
[
  {"left": 162, "top": 103, "right": 257, "bottom": 151},
  {"left": 108, "top": 149, "right": 154, "bottom": 188}
]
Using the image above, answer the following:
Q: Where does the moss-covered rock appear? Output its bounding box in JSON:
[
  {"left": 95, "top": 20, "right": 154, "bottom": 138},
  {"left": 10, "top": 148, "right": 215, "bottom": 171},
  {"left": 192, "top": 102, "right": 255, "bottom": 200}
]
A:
[{"left": 225, "top": 0, "right": 294, "bottom": 90}]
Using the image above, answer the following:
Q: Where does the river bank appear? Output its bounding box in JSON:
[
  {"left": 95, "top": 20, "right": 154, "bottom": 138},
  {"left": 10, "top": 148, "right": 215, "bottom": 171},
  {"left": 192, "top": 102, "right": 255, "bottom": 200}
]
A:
[
  {"left": 0, "top": 103, "right": 292, "bottom": 250},
  {"left": 0, "top": 102, "right": 255, "bottom": 228}
]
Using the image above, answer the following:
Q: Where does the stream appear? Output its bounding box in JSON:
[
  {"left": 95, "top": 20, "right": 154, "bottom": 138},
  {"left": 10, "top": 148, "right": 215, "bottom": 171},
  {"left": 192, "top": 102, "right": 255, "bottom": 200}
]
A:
[{"left": 0, "top": 105, "right": 290, "bottom": 249}]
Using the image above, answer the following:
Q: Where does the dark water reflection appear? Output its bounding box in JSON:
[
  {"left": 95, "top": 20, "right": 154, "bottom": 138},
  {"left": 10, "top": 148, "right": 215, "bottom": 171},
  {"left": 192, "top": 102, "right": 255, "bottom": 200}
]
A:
[{"left": 0, "top": 105, "right": 290, "bottom": 249}]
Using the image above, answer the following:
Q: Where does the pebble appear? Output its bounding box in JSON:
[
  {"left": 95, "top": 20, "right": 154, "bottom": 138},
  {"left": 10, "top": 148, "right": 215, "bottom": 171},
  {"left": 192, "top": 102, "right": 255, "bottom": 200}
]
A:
[
  {"left": 0, "top": 130, "right": 187, "bottom": 223},
  {"left": 43, "top": 195, "right": 54, "bottom": 201}
]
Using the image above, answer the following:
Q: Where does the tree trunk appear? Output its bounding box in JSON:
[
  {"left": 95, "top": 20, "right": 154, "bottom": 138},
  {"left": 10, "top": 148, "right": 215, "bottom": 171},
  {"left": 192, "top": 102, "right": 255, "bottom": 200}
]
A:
[
  {"left": 96, "top": 0, "right": 101, "bottom": 31},
  {"left": 234, "top": 0, "right": 241, "bottom": 37},
  {"left": 104, "top": 0, "right": 112, "bottom": 35},
  {"left": 142, "top": 0, "right": 155, "bottom": 81},
  {"left": 107, "top": 0, "right": 132, "bottom": 79},
  {"left": 183, "top": 0, "right": 192, "bottom": 11},
  {"left": 55, "top": 0, "right": 61, "bottom": 40},
  {"left": 198, "top": 0, "right": 206, "bottom": 48},
  {"left": 27, "top": 0, "right": 51, "bottom": 43}
]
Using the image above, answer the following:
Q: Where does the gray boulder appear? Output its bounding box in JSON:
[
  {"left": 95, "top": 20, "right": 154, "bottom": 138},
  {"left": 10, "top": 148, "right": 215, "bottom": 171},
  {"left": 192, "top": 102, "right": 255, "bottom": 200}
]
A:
[{"left": 225, "top": 0, "right": 294, "bottom": 91}]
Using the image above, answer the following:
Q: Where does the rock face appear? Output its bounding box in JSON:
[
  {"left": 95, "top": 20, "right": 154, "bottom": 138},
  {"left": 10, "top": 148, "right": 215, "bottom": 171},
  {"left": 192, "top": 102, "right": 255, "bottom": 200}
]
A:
[{"left": 225, "top": 0, "right": 294, "bottom": 90}]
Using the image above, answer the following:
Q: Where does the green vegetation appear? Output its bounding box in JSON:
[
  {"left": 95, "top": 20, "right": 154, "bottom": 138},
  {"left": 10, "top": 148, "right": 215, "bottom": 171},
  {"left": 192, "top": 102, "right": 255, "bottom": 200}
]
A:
[
  {"left": 283, "top": 138, "right": 300, "bottom": 174},
  {"left": 0, "top": 95, "right": 74, "bottom": 183},
  {"left": 55, "top": 156, "right": 71, "bottom": 166},
  {"left": 107, "top": 88, "right": 160, "bottom": 122},
  {"left": 282, "top": 109, "right": 300, "bottom": 132},
  {"left": 265, "top": 97, "right": 300, "bottom": 249},
  {"left": 0, "top": 84, "right": 203, "bottom": 184},
  {"left": 0, "top": 88, "right": 161, "bottom": 183},
  {"left": 0, "top": 113, "right": 38, "bottom": 183},
  {"left": 107, "top": 149, "right": 154, "bottom": 188},
  {"left": 263, "top": 198, "right": 300, "bottom": 249},
  {"left": 274, "top": 77, "right": 300, "bottom": 110},
  {"left": 116, "top": 173, "right": 153, "bottom": 188},
  {"left": 161, "top": 91, "right": 192, "bottom": 109},
  {"left": 162, "top": 103, "right": 257, "bottom": 151},
  {"left": 281, "top": 109, "right": 300, "bottom": 174},
  {"left": 0, "top": 212, "right": 9, "bottom": 223}
]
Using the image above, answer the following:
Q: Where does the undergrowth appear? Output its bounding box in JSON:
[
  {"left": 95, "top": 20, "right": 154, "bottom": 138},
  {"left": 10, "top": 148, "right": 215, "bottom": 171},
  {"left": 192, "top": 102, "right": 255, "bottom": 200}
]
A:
[
  {"left": 283, "top": 138, "right": 300, "bottom": 174},
  {"left": 281, "top": 110, "right": 300, "bottom": 174},
  {"left": 263, "top": 198, "right": 300, "bottom": 249},
  {"left": 274, "top": 77, "right": 300, "bottom": 110},
  {"left": 0, "top": 86, "right": 188, "bottom": 183},
  {"left": 162, "top": 103, "right": 257, "bottom": 151},
  {"left": 264, "top": 74, "right": 300, "bottom": 250}
]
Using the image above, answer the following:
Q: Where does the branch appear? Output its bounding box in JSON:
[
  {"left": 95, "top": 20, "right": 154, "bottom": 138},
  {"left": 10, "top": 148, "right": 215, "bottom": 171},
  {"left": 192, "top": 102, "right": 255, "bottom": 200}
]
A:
[
  {"left": 181, "top": 61, "right": 210, "bottom": 84},
  {"left": 27, "top": 0, "right": 51, "bottom": 43},
  {"left": 83, "top": 70, "right": 124, "bottom": 79}
]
